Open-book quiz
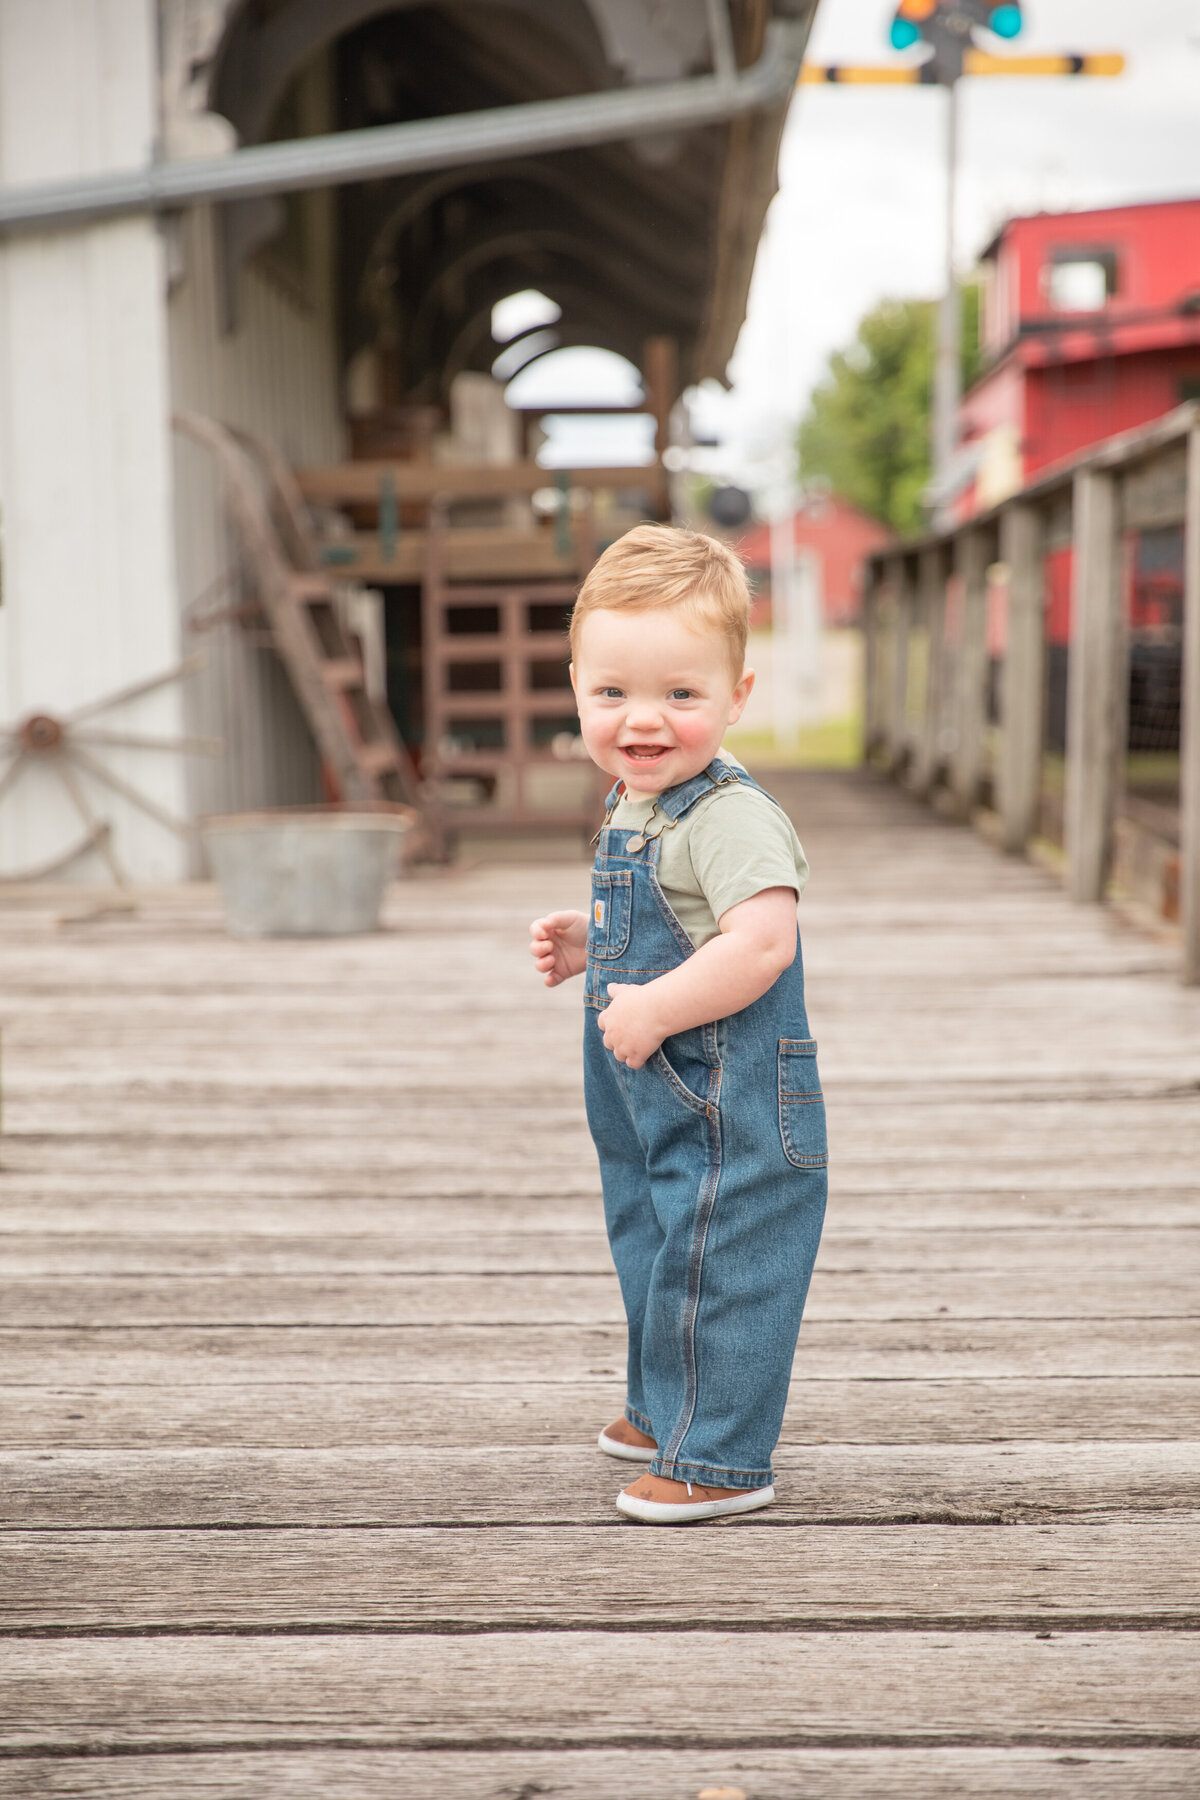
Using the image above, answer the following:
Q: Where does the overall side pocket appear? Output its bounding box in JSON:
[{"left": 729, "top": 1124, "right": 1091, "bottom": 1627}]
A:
[
  {"left": 651, "top": 1046, "right": 714, "bottom": 1116},
  {"left": 778, "top": 1038, "right": 828, "bottom": 1168}
]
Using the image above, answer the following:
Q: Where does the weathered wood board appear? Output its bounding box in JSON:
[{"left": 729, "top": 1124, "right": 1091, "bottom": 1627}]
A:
[
  {"left": 3, "top": 1316, "right": 1195, "bottom": 1381},
  {"left": 7, "top": 1519, "right": 1200, "bottom": 1631},
  {"left": 5, "top": 1223, "right": 1199, "bottom": 1274},
  {"left": 3, "top": 1632, "right": 1200, "bottom": 1749},
  {"left": 4, "top": 1442, "right": 1197, "bottom": 1528},
  {"left": 5, "top": 1266, "right": 1198, "bottom": 1322},
  {"left": 5, "top": 1376, "right": 1199, "bottom": 1448},
  {"left": 4, "top": 1182, "right": 1198, "bottom": 1225},
  {"left": 3, "top": 1747, "right": 1198, "bottom": 1800},
  {"left": 0, "top": 768, "right": 1197, "bottom": 1795}
]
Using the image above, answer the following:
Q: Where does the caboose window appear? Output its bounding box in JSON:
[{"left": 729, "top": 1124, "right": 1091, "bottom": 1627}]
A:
[{"left": 1045, "top": 250, "right": 1118, "bottom": 313}]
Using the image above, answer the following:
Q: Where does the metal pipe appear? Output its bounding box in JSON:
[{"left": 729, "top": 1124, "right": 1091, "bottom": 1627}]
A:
[
  {"left": 706, "top": 0, "right": 740, "bottom": 86},
  {"left": 931, "top": 79, "right": 961, "bottom": 509},
  {"left": 0, "top": 20, "right": 806, "bottom": 236}
]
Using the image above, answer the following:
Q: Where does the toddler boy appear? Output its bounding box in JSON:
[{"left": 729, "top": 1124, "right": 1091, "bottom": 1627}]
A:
[{"left": 530, "top": 525, "right": 827, "bottom": 1523}]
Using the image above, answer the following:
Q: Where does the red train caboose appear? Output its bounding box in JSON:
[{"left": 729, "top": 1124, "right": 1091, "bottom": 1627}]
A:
[{"left": 955, "top": 197, "right": 1200, "bottom": 753}]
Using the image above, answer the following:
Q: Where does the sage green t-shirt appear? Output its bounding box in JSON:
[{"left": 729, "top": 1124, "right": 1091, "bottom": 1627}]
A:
[{"left": 610, "top": 755, "right": 810, "bottom": 949}]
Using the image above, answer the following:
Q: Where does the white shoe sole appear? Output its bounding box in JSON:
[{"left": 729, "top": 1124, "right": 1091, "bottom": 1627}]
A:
[
  {"left": 597, "top": 1427, "right": 657, "bottom": 1462},
  {"left": 615, "top": 1484, "right": 775, "bottom": 1524}
]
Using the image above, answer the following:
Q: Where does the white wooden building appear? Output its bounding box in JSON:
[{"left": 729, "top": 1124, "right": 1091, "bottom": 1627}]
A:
[{"left": 0, "top": 0, "right": 815, "bottom": 880}]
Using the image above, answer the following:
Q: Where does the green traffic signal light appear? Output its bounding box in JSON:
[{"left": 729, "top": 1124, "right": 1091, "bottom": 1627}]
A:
[
  {"left": 891, "top": 17, "right": 922, "bottom": 48},
  {"left": 989, "top": 4, "right": 1023, "bottom": 37},
  {"left": 888, "top": 3, "right": 1024, "bottom": 71}
]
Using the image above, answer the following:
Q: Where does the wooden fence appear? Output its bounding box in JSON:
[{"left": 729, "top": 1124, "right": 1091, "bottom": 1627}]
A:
[{"left": 863, "top": 402, "right": 1200, "bottom": 984}]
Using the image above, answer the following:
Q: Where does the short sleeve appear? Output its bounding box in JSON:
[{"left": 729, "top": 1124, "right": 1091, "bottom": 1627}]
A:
[{"left": 685, "top": 787, "right": 809, "bottom": 926}]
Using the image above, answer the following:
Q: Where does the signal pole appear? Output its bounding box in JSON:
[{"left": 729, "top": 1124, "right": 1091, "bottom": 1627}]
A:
[
  {"left": 800, "top": 5, "right": 1124, "bottom": 519},
  {"left": 933, "top": 79, "right": 961, "bottom": 494}
]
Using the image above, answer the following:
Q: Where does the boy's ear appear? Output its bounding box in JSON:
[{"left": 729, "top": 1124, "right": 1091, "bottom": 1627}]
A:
[
  {"left": 569, "top": 661, "right": 577, "bottom": 695},
  {"left": 729, "top": 667, "right": 755, "bottom": 724}
]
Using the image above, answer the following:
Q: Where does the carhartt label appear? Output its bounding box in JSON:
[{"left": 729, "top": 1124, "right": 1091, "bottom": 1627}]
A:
[{"left": 594, "top": 900, "right": 605, "bottom": 927}]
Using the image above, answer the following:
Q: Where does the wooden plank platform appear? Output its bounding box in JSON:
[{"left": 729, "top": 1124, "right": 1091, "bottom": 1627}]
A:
[
  {"left": 316, "top": 525, "right": 582, "bottom": 583},
  {"left": 0, "top": 768, "right": 1198, "bottom": 1799}
]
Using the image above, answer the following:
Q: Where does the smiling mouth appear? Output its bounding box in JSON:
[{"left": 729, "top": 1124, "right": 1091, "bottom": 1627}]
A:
[{"left": 620, "top": 744, "right": 672, "bottom": 762}]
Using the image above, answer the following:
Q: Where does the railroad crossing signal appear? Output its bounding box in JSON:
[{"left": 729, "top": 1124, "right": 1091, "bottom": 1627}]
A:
[
  {"left": 801, "top": 0, "right": 1124, "bottom": 88},
  {"left": 795, "top": 4, "right": 1126, "bottom": 514},
  {"left": 801, "top": 47, "right": 1125, "bottom": 85},
  {"left": 890, "top": 1, "right": 1022, "bottom": 80},
  {"left": 892, "top": 0, "right": 1024, "bottom": 47}
]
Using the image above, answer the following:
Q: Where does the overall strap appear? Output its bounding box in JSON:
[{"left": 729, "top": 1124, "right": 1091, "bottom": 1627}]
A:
[
  {"left": 656, "top": 756, "right": 785, "bottom": 823},
  {"left": 591, "top": 778, "right": 626, "bottom": 846},
  {"left": 596, "top": 758, "right": 780, "bottom": 842},
  {"left": 654, "top": 758, "right": 736, "bottom": 822}
]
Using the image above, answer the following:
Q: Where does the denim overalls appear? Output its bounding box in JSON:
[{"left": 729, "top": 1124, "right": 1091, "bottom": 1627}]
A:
[{"left": 583, "top": 759, "right": 828, "bottom": 1492}]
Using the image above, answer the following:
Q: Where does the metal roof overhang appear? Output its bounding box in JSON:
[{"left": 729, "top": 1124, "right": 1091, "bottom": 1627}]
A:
[{"left": 0, "top": 1, "right": 817, "bottom": 395}]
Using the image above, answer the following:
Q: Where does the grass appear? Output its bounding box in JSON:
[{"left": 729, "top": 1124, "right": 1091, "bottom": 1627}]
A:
[
  {"left": 1124, "top": 753, "right": 1181, "bottom": 795},
  {"left": 1040, "top": 751, "right": 1181, "bottom": 797},
  {"left": 725, "top": 714, "right": 863, "bottom": 770}
]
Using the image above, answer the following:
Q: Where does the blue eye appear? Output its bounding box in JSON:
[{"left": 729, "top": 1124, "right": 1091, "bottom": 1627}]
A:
[
  {"left": 598, "top": 686, "right": 624, "bottom": 699},
  {"left": 668, "top": 688, "right": 694, "bottom": 701}
]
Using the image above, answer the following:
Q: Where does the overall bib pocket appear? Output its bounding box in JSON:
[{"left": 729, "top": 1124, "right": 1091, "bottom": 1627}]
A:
[
  {"left": 588, "top": 870, "right": 633, "bottom": 959},
  {"left": 778, "top": 1038, "right": 827, "bottom": 1168}
]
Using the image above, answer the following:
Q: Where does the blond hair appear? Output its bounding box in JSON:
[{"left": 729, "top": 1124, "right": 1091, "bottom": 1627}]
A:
[{"left": 570, "top": 524, "right": 750, "bottom": 676}]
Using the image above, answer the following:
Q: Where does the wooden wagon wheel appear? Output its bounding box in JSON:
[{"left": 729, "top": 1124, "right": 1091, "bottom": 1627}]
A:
[{"left": 0, "top": 656, "right": 218, "bottom": 897}]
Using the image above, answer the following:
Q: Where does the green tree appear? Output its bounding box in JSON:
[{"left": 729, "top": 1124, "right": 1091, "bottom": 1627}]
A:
[{"left": 796, "top": 286, "right": 981, "bottom": 536}]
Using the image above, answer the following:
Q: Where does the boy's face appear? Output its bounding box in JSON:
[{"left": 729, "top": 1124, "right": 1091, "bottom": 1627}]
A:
[{"left": 570, "top": 606, "right": 754, "bottom": 797}]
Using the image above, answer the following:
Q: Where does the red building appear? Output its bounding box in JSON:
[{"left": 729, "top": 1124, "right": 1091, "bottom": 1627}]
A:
[
  {"left": 738, "top": 491, "right": 895, "bottom": 627},
  {"left": 957, "top": 196, "right": 1200, "bottom": 518},
  {"left": 957, "top": 197, "right": 1200, "bottom": 755}
]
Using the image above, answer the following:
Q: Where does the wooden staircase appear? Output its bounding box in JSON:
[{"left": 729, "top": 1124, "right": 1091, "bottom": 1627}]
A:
[{"left": 176, "top": 414, "right": 421, "bottom": 813}]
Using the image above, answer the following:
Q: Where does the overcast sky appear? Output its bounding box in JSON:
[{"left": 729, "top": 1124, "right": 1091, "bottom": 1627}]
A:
[{"left": 705, "top": 0, "right": 1200, "bottom": 475}]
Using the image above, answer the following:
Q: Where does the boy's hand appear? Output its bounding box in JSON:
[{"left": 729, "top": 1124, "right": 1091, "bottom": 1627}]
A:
[
  {"left": 597, "top": 983, "right": 665, "bottom": 1070},
  {"left": 529, "top": 910, "right": 588, "bottom": 987}
]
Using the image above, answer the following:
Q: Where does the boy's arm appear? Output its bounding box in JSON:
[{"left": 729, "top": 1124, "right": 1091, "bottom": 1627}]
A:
[
  {"left": 597, "top": 886, "right": 797, "bottom": 1068},
  {"left": 530, "top": 909, "right": 589, "bottom": 986}
]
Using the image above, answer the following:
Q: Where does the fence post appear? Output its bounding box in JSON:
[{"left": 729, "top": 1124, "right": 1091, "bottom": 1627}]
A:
[
  {"left": 1065, "top": 468, "right": 1126, "bottom": 901},
  {"left": 862, "top": 561, "right": 882, "bottom": 759},
  {"left": 913, "top": 546, "right": 947, "bottom": 795},
  {"left": 952, "top": 526, "right": 989, "bottom": 817},
  {"left": 1181, "top": 424, "right": 1200, "bottom": 983},
  {"left": 889, "top": 555, "right": 912, "bottom": 774},
  {"left": 997, "top": 503, "right": 1045, "bottom": 853}
]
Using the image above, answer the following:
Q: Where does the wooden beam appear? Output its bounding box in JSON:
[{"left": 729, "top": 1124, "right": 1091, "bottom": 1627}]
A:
[
  {"left": 641, "top": 334, "right": 677, "bottom": 521},
  {"left": 912, "top": 546, "right": 947, "bottom": 796},
  {"left": 997, "top": 504, "right": 1045, "bottom": 854},
  {"left": 1181, "top": 425, "right": 1200, "bottom": 984},
  {"left": 1121, "top": 443, "right": 1189, "bottom": 534},
  {"left": 512, "top": 405, "right": 651, "bottom": 418},
  {"left": 1065, "top": 471, "right": 1127, "bottom": 901},
  {"left": 861, "top": 565, "right": 882, "bottom": 757},
  {"left": 318, "top": 527, "right": 581, "bottom": 584},
  {"left": 889, "top": 556, "right": 913, "bottom": 773},
  {"left": 951, "top": 526, "right": 990, "bottom": 819},
  {"left": 426, "top": 691, "right": 577, "bottom": 719},
  {"left": 295, "top": 462, "right": 658, "bottom": 507},
  {"left": 642, "top": 335, "right": 677, "bottom": 461},
  {"left": 861, "top": 404, "right": 1200, "bottom": 564}
]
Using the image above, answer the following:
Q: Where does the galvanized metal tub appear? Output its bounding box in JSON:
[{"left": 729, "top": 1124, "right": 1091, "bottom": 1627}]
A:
[{"left": 201, "top": 807, "right": 414, "bottom": 938}]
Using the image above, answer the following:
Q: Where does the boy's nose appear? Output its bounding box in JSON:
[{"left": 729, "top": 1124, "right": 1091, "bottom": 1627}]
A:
[{"left": 624, "top": 702, "right": 663, "bottom": 732}]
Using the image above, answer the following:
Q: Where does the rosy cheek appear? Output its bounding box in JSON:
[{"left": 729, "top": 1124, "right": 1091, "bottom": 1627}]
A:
[
  {"left": 577, "top": 709, "right": 619, "bottom": 762},
  {"left": 672, "top": 713, "right": 717, "bottom": 752}
]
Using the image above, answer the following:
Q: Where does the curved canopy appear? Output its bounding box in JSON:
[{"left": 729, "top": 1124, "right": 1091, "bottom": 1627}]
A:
[{"left": 205, "top": 0, "right": 815, "bottom": 401}]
